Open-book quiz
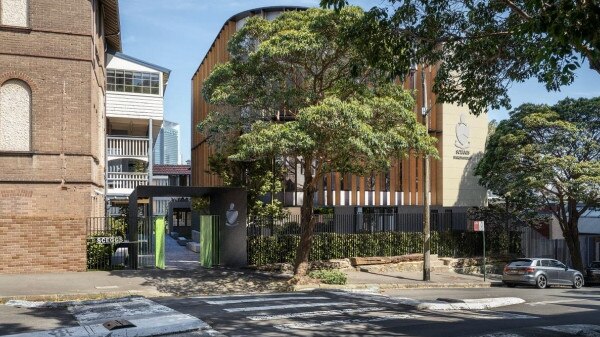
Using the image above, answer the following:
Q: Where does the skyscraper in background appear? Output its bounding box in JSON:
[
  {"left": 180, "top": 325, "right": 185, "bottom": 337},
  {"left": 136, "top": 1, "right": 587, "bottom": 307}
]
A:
[{"left": 154, "top": 120, "right": 181, "bottom": 165}]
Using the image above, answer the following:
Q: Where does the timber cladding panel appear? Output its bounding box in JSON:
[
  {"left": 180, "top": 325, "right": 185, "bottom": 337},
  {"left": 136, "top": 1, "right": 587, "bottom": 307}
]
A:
[{"left": 191, "top": 21, "right": 236, "bottom": 187}]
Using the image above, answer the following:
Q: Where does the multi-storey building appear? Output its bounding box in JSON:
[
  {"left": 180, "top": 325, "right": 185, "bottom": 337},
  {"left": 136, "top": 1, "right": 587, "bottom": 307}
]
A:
[
  {"left": 0, "top": 0, "right": 121, "bottom": 273},
  {"left": 105, "top": 52, "right": 170, "bottom": 214},
  {"left": 153, "top": 120, "right": 181, "bottom": 165},
  {"left": 191, "top": 7, "right": 488, "bottom": 216}
]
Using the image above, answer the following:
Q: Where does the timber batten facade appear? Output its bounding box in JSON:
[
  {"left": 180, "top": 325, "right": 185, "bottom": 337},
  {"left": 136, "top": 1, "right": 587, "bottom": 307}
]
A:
[{"left": 191, "top": 7, "right": 487, "bottom": 211}]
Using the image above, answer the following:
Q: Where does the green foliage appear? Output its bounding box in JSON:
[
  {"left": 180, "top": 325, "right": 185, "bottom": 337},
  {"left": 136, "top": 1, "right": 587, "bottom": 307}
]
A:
[
  {"left": 86, "top": 217, "right": 127, "bottom": 270},
  {"left": 191, "top": 196, "right": 211, "bottom": 213},
  {"left": 208, "top": 150, "right": 287, "bottom": 218},
  {"left": 475, "top": 97, "right": 600, "bottom": 271},
  {"left": 309, "top": 269, "right": 348, "bottom": 285},
  {"left": 199, "top": 7, "right": 437, "bottom": 274},
  {"left": 86, "top": 238, "right": 112, "bottom": 270},
  {"left": 247, "top": 230, "right": 521, "bottom": 266},
  {"left": 321, "top": 0, "right": 600, "bottom": 114}
]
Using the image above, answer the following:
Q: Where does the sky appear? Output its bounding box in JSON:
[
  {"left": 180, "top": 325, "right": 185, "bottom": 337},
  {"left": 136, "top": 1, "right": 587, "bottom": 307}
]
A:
[{"left": 119, "top": 0, "right": 600, "bottom": 162}]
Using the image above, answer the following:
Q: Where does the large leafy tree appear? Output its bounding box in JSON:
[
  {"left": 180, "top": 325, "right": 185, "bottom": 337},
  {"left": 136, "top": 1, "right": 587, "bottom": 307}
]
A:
[
  {"left": 199, "top": 7, "right": 437, "bottom": 277},
  {"left": 475, "top": 97, "right": 600, "bottom": 271},
  {"left": 321, "top": 0, "right": 600, "bottom": 114}
]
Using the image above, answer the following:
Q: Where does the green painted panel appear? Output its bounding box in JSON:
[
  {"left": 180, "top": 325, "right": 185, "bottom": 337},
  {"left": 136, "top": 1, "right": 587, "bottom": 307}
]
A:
[
  {"left": 155, "top": 217, "right": 165, "bottom": 269},
  {"left": 200, "top": 215, "right": 213, "bottom": 267}
]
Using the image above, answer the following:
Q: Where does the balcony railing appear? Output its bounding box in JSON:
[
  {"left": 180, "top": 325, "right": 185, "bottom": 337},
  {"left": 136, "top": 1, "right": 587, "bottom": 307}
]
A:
[
  {"left": 107, "top": 172, "right": 149, "bottom": 191},
  {"left": 152, "top": 176, "right": 169, "bottom": 186},
  {"left": 107, "top": 136, "right": 149, "bottom": 159}
]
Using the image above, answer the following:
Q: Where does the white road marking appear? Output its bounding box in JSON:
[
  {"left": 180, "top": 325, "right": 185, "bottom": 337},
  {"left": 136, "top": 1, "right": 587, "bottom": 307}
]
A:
[
  {"left": 273, "top": 313, "right": 423, "bottom": 331},
  {"left": 191, "top": 292, "right": 305, "bottom": 299},
  {"left": 527, "top": 299, "right": 579, "bottom": 306},
  {"left": 451, "top": 310, "right": 537, "bottom": 320},
  {"left": 247, "top": 307, "right": 387, "bottom": 321},
  {"left": 205, "top": 296, "right": 329, "bottom": 305},
  {"left": 94, "top": 285, "right": 119, "bottom": 289},
  {"left": 419, "top": 297, "right": 525, "bottom": 310},
  {"left": 224, "top": 302, "right": 353, "bottom": 313}
]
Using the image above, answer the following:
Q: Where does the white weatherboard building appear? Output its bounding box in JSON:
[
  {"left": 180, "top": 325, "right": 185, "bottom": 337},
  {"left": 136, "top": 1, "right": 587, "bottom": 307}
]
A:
[{"left": 105, "top": 52, "right": 171, "bottom": 212}]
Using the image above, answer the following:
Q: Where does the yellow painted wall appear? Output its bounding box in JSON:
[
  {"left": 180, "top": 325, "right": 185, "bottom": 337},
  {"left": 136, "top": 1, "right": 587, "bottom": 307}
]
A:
[{"left": 441, "top": 104, "right": 488, "bottom": 207}]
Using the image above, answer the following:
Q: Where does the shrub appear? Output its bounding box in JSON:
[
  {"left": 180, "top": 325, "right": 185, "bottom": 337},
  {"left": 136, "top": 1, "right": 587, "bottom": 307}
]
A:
[{"left": 309, "top": 269, "right": 347, "bottom": 285}]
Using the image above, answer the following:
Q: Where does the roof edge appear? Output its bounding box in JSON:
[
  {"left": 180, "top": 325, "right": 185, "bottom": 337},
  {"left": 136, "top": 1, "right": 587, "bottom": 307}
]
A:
[{"left": 192, "top": 6, "right": 309, "bottom": 80}]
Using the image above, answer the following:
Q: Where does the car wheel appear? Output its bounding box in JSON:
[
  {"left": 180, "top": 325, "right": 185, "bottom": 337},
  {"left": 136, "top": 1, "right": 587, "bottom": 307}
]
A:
[
  {"left": 573, "top": 275, "right": 583, "bottom": 289},
  {"left": 536, "top": 275, "right": 547, "bottom": 289}
]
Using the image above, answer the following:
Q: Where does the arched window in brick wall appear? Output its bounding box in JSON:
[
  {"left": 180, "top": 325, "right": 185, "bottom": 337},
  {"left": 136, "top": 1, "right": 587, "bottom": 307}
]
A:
[
  {"left": 0, "top": 79, "right": 31, "bottom": 151},
  {"left": 0, "top": 0, "right": 29, "bottom": 27}
]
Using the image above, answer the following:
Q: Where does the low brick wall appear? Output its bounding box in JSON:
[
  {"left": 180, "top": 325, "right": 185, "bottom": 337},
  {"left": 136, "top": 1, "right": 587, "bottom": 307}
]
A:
[{"left": 0, "top": 216, "right": 86, "bottom": 274}]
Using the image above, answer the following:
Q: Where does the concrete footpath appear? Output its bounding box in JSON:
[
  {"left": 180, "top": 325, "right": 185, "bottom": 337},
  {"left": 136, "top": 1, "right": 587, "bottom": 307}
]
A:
[{"left": 0, "top": 268, "right": 499, "bottom": 303}]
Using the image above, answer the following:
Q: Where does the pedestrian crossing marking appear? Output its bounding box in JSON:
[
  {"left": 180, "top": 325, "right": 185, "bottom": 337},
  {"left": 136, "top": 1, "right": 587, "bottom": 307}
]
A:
[
  {"left": 205, "top": 296, "right": 329, "bottom": 305},
  {"left": 449, "top": 310, "right": 537, "bottom": 320},
  {"left": 247, "top": 307, "right": 387, "bottom": 321},
  {"left": 224, "top": 302, "right": 354, "bottom": 313},
  {"left": 272, "top": 313, "right": 424, "bottom": 331}
]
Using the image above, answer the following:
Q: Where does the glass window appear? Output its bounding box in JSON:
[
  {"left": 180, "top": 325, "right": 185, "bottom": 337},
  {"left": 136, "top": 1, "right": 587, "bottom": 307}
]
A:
[
  {"left": 106, "top": 69, "right": 160, "bottom": 95},
  {"left": 1, "top": 0, "right": 29, "bottom": 28},
  {"left": 508, "top": 259, "right": 533, "bottom": 267}
]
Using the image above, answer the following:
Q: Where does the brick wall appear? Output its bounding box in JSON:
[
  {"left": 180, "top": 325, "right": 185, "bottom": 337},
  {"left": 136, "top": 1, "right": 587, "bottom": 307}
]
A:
[
  {"left": 0, "top": 0, "right": 107, "bottom": 273},
  {"left": 0, "top": 217, "right": 86, "bottom": 273}
]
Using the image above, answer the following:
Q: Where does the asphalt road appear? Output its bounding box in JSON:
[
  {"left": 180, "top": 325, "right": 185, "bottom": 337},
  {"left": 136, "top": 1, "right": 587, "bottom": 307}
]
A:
[{"left": 155, "top": 286, "right": 600, "bottom": 337}]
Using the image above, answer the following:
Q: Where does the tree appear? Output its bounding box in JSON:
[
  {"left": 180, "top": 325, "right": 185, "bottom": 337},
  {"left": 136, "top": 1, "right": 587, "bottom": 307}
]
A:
[
  {"left": 207, "top": 149, "right": 287, "bottom": 219},
  {"left": 321, "top": 0, "right": 600, "bottom": 114},
  {"left": 475, "top": 97, "right": 600, "bottom": 271},
  {"left": 199, "top": 7, "right": 437, "bottom": 278}
]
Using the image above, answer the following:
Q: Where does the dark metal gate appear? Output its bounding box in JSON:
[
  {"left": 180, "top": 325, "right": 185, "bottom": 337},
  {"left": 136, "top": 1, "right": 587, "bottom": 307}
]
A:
[{"left": 86, "top": 216, "right": 156, "bottom": 270}]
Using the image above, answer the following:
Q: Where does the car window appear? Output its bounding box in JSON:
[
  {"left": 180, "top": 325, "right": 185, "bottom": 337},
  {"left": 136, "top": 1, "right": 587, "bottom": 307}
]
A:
[
  {"left": 508, "top": 260, "right": 532, "bottom": 267},
  {"left": 536, "top": 260, "right": 542, "bottom": 267},
  {"left": 549, "top": 260, "right": 564, "bottom": 268},
  {"left": 541, "top": 260, "right": 550, "bottom": 267}
]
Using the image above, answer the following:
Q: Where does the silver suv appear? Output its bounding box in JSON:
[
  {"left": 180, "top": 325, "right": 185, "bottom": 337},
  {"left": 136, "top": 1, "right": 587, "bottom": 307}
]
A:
[{"left": 502, "top": 258, "right": 584, "bottom": 289}]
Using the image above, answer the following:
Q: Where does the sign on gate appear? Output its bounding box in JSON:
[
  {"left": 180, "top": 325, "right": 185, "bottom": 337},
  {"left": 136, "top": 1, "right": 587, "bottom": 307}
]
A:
[{"left": 95, "top": 236, "right": 124, "bottom": 245}]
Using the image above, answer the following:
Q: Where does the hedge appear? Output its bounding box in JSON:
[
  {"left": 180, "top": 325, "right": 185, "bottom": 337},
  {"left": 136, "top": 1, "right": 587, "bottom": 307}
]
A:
[{"left": 247, "top": 230, "right": 521, "bottom": 266}]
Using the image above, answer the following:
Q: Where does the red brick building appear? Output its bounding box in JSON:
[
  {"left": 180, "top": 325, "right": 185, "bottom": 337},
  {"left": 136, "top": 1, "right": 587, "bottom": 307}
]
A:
[{"left": 0, "top": 0, "right": 121, "bottom": 273}]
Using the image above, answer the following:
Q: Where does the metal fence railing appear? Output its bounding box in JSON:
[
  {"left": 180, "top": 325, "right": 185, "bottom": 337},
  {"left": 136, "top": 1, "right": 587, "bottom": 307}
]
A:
[{"left": 86, "top": 216, "right": 157, "bottom": 271}]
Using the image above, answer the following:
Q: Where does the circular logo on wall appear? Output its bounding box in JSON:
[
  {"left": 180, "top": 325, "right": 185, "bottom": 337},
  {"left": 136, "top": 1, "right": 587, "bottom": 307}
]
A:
[
  {"left": 455, "top": 114, "right": 470, "bottom": 150},
  {"left": 226, "top": 203, "right": 239, "bottom": 227}
]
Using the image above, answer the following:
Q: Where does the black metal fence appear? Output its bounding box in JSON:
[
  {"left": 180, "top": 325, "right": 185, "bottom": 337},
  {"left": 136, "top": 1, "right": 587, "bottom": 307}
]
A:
[
  {"left": 247, "top": 212, "right": 521, "bottom": 266},
  {"left": 86, "top": 216, "right": 156, "bottom": 271}
]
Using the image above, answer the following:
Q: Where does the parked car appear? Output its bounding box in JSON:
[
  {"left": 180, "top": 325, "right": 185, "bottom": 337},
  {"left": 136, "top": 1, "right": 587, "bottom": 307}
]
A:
[
  {"left": 502, "top": 258, "right": 584, "bottom": 289},
  {"left": 584, "top": 261, "right": 600, "bottom": 285}
]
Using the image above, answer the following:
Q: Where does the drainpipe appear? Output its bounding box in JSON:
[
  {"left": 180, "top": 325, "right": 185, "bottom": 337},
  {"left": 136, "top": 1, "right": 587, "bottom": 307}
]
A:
[{"left": 148, "top": 118, "right": 153, "bottom": 184}]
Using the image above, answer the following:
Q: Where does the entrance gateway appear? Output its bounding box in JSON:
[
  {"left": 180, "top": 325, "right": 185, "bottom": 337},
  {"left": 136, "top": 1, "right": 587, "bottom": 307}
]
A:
[
  {"left": 127, "top": 186, "right": 247, "bottom": 269},
  {"left": 86, "top": 186, "right": 247, "bottom": 270}
]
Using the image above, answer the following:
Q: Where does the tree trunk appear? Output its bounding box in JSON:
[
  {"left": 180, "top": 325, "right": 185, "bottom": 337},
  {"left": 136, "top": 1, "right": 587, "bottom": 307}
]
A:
[
  {"left": 293, "top": 163, "right": 317, "bottom": 277},
  {"left": 562, "top": 200, "right": 584, "bottom": 272}
]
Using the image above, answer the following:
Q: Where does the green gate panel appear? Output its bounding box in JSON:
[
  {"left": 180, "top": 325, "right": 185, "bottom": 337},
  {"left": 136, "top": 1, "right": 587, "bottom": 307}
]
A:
[
  {"left": 200, "top": 215, "right": 216, "bottom": 267},
  {"left": 155, "top": 217, "right": 165, "bottom": 269}
]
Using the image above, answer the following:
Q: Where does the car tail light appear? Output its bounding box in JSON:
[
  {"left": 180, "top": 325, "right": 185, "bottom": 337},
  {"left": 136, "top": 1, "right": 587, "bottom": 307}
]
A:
[
  {"left": 525, "top": 267, "right": 535, "bottom": 273},
  {"left": 504, "top": 266, "right": 509, "bottom": 273}
]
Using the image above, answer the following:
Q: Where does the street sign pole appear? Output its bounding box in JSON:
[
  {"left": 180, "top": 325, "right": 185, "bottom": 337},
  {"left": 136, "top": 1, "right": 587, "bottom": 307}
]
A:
[{"left": 483, "top": 223, "right": 486, "bottom": 281}]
